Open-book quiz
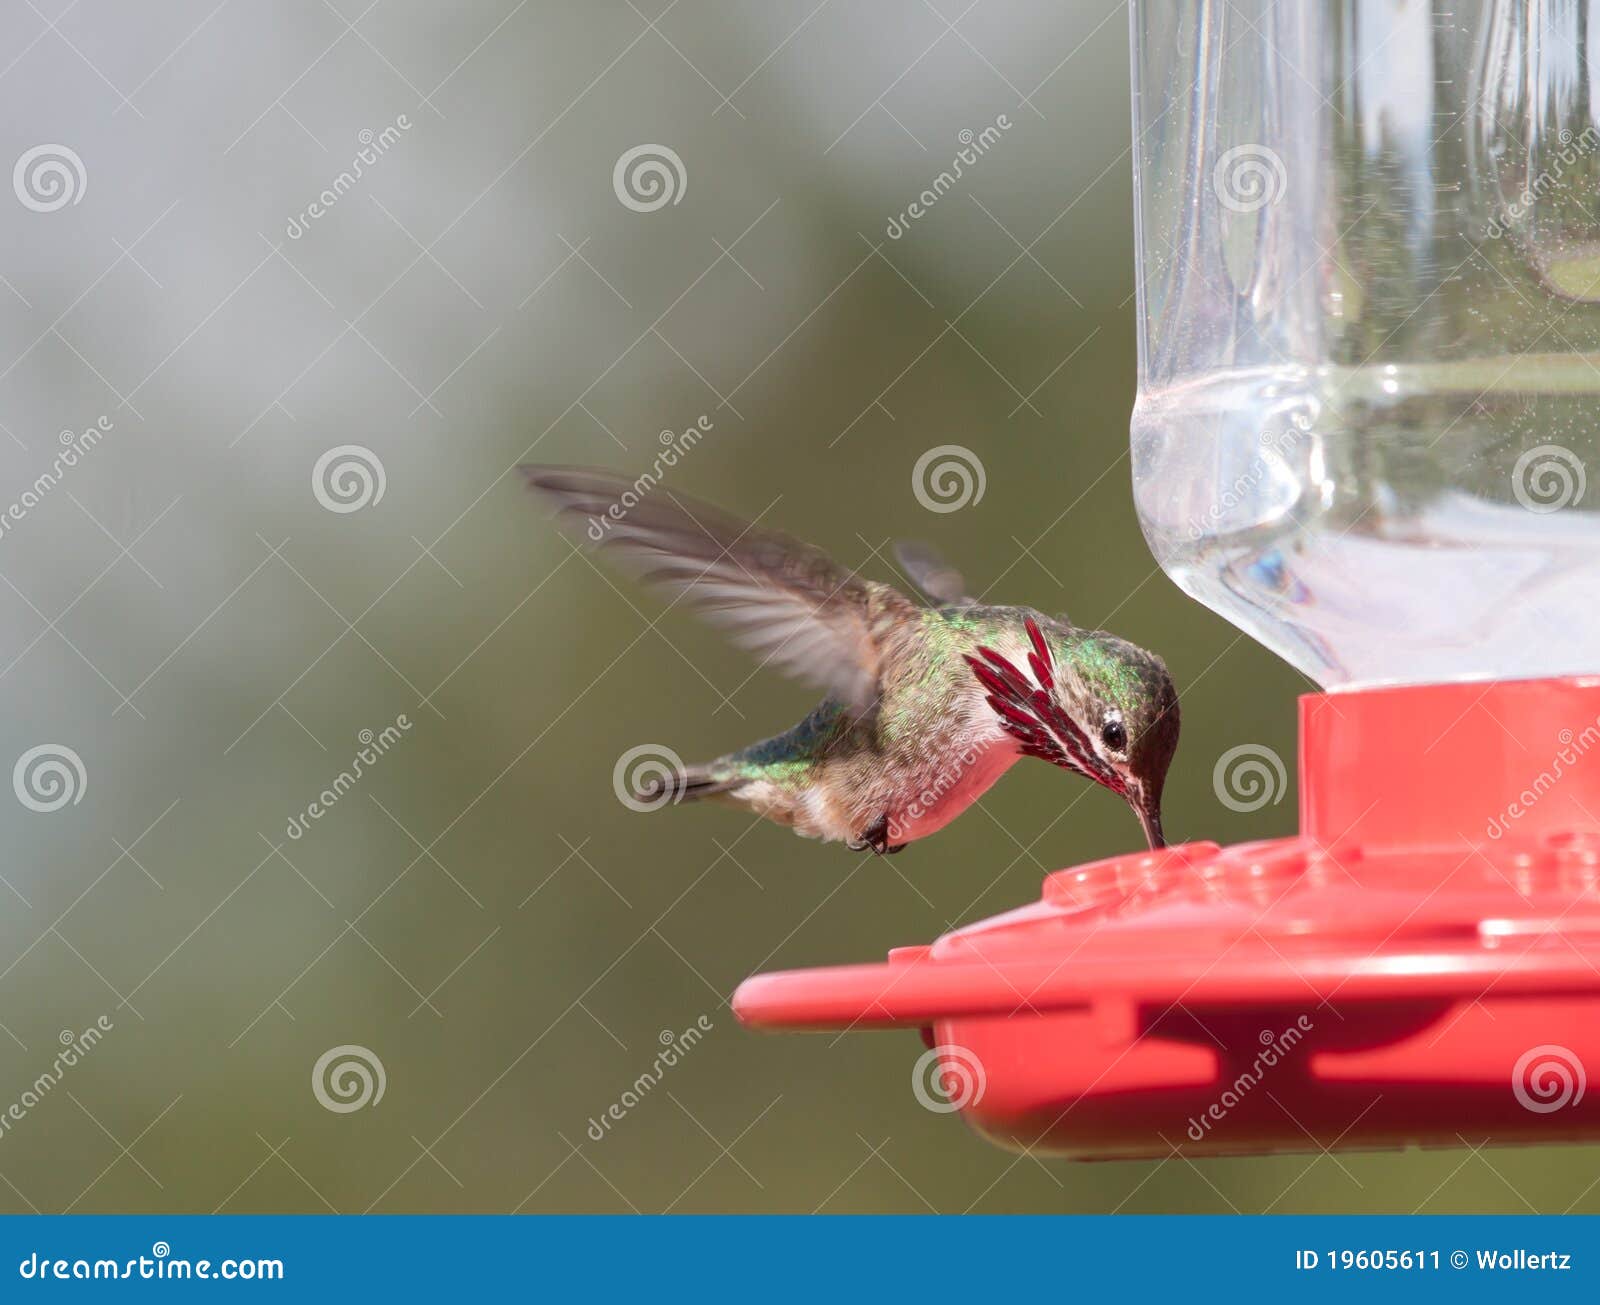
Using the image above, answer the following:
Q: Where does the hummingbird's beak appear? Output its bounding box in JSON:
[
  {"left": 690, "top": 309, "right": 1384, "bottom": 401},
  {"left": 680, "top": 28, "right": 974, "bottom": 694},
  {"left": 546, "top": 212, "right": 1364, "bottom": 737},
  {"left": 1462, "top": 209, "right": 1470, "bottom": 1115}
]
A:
[{"left": 1132, "top": 790, "right": 1165, "bottom": 850}]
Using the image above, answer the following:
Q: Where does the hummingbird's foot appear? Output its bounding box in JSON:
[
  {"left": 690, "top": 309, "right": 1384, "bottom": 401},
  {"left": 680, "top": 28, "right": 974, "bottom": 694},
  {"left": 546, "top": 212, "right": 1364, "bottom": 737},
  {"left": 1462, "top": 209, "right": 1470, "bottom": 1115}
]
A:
[{"left": 849, "top": 813, "right": 905, "bottom": 856}]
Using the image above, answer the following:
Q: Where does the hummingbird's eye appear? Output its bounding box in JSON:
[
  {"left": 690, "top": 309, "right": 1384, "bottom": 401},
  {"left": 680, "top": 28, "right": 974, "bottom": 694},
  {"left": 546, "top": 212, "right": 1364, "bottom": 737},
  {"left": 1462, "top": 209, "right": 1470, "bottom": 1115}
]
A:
[{"left": 1101, "top": 718, "right": 1127, "bottom": 752}]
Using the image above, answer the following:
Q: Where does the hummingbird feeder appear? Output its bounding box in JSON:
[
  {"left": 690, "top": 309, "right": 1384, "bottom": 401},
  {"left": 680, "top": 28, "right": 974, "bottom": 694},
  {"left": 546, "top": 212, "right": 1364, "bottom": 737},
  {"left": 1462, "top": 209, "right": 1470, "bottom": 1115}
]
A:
[{"left": 733, "top": 1, "right": 1600, "bottom": 1158}]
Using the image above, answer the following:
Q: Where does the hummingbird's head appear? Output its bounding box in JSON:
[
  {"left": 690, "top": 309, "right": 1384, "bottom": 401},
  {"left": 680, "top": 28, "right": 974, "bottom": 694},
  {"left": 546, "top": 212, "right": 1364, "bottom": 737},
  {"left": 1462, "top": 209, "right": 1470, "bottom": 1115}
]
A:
[{"left": 964, "top": 618, "right": 1180, "bottom": 849}]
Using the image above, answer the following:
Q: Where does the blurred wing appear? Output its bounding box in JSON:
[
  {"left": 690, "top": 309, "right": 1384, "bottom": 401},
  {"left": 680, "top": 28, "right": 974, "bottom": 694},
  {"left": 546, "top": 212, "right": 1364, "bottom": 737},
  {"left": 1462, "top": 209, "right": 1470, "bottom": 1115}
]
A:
[
  {"left": 893, "top": 540, "right": 975, "bottom": 607},
  {"left": 522, "top": 466, "right": 915, "bottom": 712}
]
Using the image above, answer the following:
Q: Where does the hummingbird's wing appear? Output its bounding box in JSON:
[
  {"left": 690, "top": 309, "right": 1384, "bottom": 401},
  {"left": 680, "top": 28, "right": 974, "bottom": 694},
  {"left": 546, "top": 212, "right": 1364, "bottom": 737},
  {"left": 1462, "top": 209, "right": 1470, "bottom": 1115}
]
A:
[
  {"left": 521, "top": 466, "right": 918, "bottom": 713},
  {"left": 893, "top": 540, "right": 975, "bottom": 608}
]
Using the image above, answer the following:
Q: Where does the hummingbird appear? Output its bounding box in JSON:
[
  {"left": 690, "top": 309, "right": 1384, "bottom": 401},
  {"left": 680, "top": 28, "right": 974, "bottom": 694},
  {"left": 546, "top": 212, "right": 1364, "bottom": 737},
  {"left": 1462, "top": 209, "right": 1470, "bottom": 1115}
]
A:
[{"left": 522, "top": 467, "right": 1180, "bottom": 854}]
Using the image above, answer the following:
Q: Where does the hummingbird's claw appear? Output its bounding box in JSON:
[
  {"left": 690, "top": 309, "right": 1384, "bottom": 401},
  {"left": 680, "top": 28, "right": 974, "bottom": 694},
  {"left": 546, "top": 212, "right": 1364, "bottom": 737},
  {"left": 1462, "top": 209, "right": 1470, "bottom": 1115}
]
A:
[{"left": 850, "top": 813, "right": 905, "bottom": 855}]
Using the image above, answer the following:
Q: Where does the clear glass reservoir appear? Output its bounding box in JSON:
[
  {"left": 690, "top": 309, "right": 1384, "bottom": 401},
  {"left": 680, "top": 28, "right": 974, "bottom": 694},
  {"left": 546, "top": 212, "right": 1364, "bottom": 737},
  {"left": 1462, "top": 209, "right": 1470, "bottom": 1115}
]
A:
[{"left": 1130, "top": 1, "right": 1600, "bottom": 687}]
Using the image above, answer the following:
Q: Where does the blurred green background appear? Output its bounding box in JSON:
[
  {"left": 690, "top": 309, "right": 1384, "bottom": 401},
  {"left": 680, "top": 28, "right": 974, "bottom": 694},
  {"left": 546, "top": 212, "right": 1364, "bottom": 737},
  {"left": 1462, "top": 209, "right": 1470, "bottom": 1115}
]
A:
[{"left": 0, "top": 0, "right": 1589, "bottom": 1212}]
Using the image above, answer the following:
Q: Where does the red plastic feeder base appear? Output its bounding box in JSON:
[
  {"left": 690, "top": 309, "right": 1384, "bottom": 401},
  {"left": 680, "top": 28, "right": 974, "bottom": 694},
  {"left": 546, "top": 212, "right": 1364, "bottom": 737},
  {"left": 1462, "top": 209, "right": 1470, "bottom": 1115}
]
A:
[{"left": 733, "top": 678, "right": 1600, "bottom": 1159}]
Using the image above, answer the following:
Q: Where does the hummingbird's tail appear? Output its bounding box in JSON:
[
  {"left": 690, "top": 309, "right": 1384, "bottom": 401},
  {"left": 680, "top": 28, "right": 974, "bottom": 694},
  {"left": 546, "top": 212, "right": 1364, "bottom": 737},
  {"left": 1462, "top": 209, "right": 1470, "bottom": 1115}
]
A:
[{"left": 633, "top": 762, "right": 744, "bottom": 809}]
